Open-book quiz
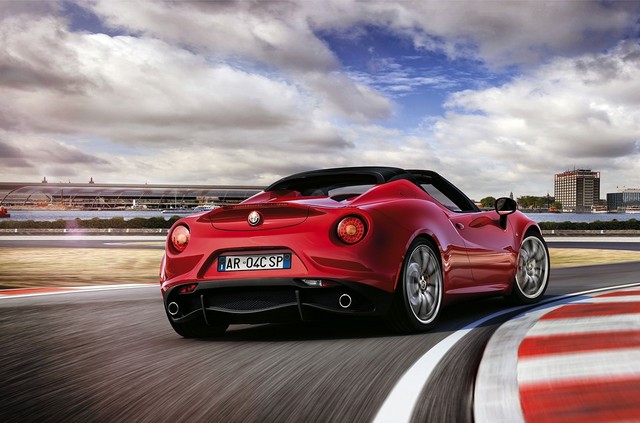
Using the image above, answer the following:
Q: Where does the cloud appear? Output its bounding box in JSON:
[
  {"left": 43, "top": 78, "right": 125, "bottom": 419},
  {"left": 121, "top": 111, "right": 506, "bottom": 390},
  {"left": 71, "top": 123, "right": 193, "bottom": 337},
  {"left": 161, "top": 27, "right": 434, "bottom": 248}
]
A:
[
  {"left": 1, "top": 17, "right": 310, "bottom": 136},
  {"left": 0, "top": 1, "right": 58, "bottom": 20},
  {"left": 0, "top": 139, "right": 31, "bottom": 168},
  {"left": 348, "top": 58, "right": 458, "bottom": 98},
  {"left": 1, "top": 0, "right": 639, "bottom": 198},
  {"left": 85, "top": 0, "right": 338, "bottom": 73},
  {"left": 0, "top": 132, "right": 112, "bottom": 180},
  {"left": 304, "top": 1, "right": 640, "bottom": 67},
  {"left": 0, "top": 16, "right": 89, "bottom": 92},
  {"left": 0, "top": 3, "right": 388, "bottom": 183},
  {"left": 83, "top": 0, "right": 394, "bottom": 122},
  {"left": 102, "top": 123, "right": 439, "bottom": 186},
  {"left": 429, "top": 41, "right": 640, "bottom": 197},
  {"left": 77, "top": 0, "right": 640, "bottom": 121}
]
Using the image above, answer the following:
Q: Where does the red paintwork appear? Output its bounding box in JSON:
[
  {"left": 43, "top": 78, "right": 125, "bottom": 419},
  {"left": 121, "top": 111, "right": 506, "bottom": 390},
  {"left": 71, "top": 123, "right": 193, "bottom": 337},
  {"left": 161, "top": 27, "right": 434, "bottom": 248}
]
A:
[
  {"left": 520, "top": 377, "right": 640, "bottom": 422},
  {"left": 160, "top": 176, "right": 539, "bottom": 306},
  {"left": 519, "top": 330, "right": 640, "bottom": 357}
]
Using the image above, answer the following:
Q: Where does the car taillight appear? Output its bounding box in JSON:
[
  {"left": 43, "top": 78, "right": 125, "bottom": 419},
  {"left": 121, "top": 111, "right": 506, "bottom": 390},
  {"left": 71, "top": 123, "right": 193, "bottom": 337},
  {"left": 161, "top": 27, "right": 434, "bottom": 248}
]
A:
[
  {"left": 178, "top": 283, "right": 198, "bottom": 294},
  {"left": 170, "top": 225, "right": 190, "bottom": 252},
  {"left": 337, "top": 216, "right": 366, "bottom": 244}
]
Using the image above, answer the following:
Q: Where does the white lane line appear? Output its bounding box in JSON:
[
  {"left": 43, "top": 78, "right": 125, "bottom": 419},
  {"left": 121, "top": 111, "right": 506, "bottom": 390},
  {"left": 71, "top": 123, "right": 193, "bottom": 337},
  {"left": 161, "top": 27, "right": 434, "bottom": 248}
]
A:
[
  {"left": 574, "top": 295, "right": 640, "bottom": 303},
  {"left": 0, "top": 284, "right": 157, "bottom": 299},
  {"left": 518, "top": 348, "right": 640, "bottom": 385},
  {"left": 473, "top": 282, "right": 640, "bottom": 423},
  {"left": 526, "top": 314, "right": 640, "bottom": 337},
  {"left": 373, "top": 304, "right": 530, "bottom": 423},
  {"left": 71, "top": 284, "right": 157, "bottom": 290},
  {"left": 374, "top": 282, "right": 640, "bottom": 423}
]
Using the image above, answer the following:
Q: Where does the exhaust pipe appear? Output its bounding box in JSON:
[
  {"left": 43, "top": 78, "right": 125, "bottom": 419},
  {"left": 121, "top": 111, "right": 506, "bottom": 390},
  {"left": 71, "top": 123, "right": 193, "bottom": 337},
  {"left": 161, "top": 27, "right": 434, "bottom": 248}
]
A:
[
  {"left": 167, "top": 302, "right": 180, "bottom": 316},
  {"left": 338, "top": 294, "right": 352, "bottom": 309}
]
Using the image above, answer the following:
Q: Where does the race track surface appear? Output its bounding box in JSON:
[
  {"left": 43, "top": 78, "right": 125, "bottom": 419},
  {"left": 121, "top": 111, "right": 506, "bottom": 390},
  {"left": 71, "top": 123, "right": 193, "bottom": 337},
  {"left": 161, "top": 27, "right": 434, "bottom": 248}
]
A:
[{"left": 1, "top": 240, "right": 639, "bottom": 422}]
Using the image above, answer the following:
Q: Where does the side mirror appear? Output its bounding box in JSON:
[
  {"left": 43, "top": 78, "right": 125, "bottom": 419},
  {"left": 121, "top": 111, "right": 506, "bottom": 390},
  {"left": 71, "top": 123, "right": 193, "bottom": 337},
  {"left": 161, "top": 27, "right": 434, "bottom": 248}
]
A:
[{"left": 494, "top": 197, "right": 517, "bottom": 229}]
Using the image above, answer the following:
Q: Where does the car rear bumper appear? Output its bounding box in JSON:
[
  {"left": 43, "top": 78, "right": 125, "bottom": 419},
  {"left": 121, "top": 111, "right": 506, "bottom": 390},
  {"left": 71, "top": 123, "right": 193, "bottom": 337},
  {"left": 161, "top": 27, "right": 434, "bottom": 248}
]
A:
[{"left": 163, "top": 278, "right": 394, "bottom": 325}]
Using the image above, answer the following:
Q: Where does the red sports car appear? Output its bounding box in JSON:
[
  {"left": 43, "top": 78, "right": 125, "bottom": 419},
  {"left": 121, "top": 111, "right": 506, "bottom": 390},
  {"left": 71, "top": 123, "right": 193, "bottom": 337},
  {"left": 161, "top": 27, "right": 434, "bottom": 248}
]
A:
[{"left": 160, "top": 167, "right": 549, "bottom": 337}]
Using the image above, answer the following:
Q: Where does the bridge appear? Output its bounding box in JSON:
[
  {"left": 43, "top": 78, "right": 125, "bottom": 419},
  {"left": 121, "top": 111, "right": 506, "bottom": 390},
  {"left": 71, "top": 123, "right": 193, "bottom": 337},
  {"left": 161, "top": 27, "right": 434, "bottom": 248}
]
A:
[{"left": 0, "top": 181, "right": 263, "bottom": 210}]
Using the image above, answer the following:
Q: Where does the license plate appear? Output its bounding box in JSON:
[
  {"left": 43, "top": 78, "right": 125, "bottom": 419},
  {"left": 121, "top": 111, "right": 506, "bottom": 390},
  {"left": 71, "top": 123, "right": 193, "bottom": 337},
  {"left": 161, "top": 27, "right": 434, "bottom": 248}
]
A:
[{"left": 218, "top": 253, "right": 292, "bottom": 272}]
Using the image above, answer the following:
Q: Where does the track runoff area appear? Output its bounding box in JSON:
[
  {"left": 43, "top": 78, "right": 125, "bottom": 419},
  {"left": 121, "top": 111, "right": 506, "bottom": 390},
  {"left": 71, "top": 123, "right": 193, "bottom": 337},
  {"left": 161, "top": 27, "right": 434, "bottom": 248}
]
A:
[
  {"left": 474, "top": 283, "right": 640, "bottom": 423},
  {"left": 374, "top": 282, "right": 640, "bottom": 423}
]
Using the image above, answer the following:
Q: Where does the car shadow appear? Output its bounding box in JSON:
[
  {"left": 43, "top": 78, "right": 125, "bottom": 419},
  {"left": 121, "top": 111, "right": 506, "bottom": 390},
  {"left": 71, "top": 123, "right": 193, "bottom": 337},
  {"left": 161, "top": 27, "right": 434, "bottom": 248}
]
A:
[{"left": 186, "top": 295, "right": 567, "bottom": 343}]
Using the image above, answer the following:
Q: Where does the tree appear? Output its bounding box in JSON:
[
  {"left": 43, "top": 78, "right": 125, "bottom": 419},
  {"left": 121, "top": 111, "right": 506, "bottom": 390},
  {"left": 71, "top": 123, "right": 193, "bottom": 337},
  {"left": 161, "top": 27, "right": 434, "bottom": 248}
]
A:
[
  {"left": 517, "top": 195, "right": 548, "bottom": 209},
  {"left": 480, "top": 196, "right": 496, "bottom": 208}
]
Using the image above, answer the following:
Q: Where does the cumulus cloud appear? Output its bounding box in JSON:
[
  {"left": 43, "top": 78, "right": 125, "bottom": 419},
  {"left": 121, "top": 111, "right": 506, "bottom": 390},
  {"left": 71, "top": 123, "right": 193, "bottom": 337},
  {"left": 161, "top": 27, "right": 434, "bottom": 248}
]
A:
[
  {"left": 430, "top": 41, "right": 640, "bottom": 197},
  {"left": 0, "top": 132, "right": 112, "bottom": 180},
  {"left": 83, "top": 0, "right": 394, "bottom": 122},
  {"left": 85, "top": 0, "right": 338, "bottom": 72},
  {"left": 0, "top": 139, "right": 31, "bottom": 168},
  {"left": 81, "top": 0, "right": 640, "bottom": 119},
  {"left": 1, "top": 17, "right": 309, "bottom": 136},
  {"left": 0, "top": 16, "right": 89, "bottom": 92},
  {"left": 304, "top": 0, "right": 640, "bottom": 66},
  {"left": 0, "top": 0, "right": 58, "bottom": 20},
  {"left": 0, "top": 2, "right": 387, "bottom": 184}
]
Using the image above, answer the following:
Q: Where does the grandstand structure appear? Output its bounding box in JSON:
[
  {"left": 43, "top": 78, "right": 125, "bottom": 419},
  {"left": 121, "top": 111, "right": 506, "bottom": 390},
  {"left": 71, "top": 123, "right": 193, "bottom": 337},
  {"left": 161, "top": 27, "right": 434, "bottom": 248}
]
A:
[{"left": 0, "top": 180, "right": 263, "bottom": 210}]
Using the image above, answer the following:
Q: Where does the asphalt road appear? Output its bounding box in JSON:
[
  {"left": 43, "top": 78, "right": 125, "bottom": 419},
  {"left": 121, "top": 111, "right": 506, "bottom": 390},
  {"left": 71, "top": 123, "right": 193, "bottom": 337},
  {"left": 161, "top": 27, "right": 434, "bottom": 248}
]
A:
[{"left": 1, "top": 242, "right": 639, "bottom": 422}]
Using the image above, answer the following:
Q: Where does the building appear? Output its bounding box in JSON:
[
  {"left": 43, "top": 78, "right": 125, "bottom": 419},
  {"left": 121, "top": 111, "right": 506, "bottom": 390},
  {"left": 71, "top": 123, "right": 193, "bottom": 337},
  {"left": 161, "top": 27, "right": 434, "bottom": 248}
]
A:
[
  {"left": 554, "top": 169, "right": 601, "bottom": 212},
  {"left": 607, "top": 188, "right": 640, "bottom": 212},
  {"left": 0, "top": 181, "right": 263, "bottom": 210}
]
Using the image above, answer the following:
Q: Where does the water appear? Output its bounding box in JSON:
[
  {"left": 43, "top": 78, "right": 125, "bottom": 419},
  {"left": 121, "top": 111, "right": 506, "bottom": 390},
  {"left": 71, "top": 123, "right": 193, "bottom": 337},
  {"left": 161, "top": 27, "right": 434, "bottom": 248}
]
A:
[
  {"left": 4, "top": 210, "right": 182, "bottom": 221},
  {"left": 524, "top": 212, "right": 639, "bottom": 223},
  {"left": 3, "top": 209, "right": 639, "bottom": 223}
]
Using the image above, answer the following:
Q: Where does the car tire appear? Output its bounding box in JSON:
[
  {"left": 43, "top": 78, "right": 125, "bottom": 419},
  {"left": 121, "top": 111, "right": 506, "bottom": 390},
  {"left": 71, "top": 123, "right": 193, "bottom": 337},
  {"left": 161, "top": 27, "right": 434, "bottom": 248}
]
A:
[
  {"left": 168, "top": 315, "right": 229, "bottom": 338},
  {"left": 510, "top": 232, "right": 550, "bottom": 304},
  {"left": 386, "top": 238, "right": 443, "bottom": 333}
]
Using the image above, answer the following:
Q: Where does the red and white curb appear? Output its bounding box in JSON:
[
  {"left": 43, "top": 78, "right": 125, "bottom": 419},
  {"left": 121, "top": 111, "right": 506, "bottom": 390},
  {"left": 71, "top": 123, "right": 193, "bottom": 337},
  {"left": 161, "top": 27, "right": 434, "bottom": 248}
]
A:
[
  {"left": 0, "top": 284, "right": 157, "bottom": 299},
  {"left": 475, "top": 285, "right": 640, "bottom": 422}
]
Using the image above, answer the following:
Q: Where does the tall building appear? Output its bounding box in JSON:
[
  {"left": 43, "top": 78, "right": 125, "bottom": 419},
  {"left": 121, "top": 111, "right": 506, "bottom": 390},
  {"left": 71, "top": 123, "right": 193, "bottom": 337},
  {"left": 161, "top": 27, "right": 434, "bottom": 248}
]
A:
[
  {"left": 607, "top": 188, "right": 640, "bottom": 212},
  {"left": 554, "top": 169, "right": 600, "bottom": 212}
]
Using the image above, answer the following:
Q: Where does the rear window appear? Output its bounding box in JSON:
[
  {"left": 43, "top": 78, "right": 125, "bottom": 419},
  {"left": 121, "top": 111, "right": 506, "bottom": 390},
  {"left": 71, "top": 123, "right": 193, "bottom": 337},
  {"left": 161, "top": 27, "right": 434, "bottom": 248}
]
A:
[{"left": 268, "top": 174, "right": 379, "bottom": 197}]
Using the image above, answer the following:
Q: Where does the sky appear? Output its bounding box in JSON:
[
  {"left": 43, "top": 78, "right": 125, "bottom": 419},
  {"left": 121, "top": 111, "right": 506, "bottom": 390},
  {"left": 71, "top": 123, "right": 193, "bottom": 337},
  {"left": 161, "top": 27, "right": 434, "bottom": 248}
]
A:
[{"left": 1, "top": 0, "right": 640, "bottom": 200}]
